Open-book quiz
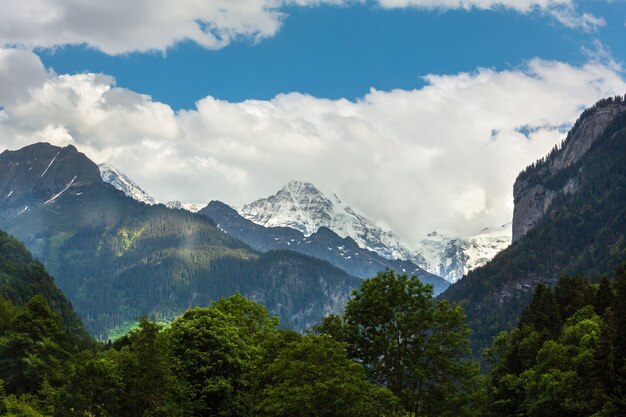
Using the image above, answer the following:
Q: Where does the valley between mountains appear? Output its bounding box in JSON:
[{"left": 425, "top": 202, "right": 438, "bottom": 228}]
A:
[{"left": 2, "top": 95, "right": 626, "bottom": 417}]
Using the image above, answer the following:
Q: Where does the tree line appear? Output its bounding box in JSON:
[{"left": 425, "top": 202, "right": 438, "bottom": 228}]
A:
[
  {"left": 0, "top": 270, "right": 483, "bottom": 417},
  {"left": 1, "top": 265, "right": 626, "bottom": 416}
]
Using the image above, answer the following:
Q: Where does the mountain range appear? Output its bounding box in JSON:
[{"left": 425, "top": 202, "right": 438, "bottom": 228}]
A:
[
  {"left": 200, "top": 200, "right": 449, "bottom": 294},
  {"left": 99, "top": 170, "right": 510, "bottom": 283},
  {"left": 0, "top": 143, "right": 362, "bottom": 338},
  {"left": 1, "top": 95, "right": 624, "bottom": 355}
]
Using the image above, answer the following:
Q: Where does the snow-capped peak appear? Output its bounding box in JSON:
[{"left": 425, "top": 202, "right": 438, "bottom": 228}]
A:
[
  {"left": 98, "top": 163, "right": 158, "bottom": 205},
  {"left": 416, "top": 222, "right": 512, "bottom": 283},
  {"left": 238, "top": 180, "right": 512, "bottom": 284},
  {"left": 240, "top": 180, "right": 336, "bottom": 236},
  {"left": 239, "top": 180, "right": 419, "bottom": 263}
]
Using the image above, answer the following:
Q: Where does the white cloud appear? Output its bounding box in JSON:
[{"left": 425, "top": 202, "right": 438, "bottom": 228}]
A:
[
  {"left": 377, "top": 0, "right": 605, "bottom": 31},
  {"left": 549, "top": 7, "right": 606, "bottom": 31},
  {"left": 0, "top": 49, "right": 624, "bottom": 247},
  {"left": 376, "top": 0, "right": 570, "bottom": 11},
  {"left": 0, "top": 48, "right": 51, "bottom": 104},
  {"left": 0, "top": 0, "right": 605, "bottom": 54}
]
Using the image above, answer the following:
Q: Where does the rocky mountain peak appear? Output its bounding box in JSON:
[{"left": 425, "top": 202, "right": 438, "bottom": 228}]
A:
[
  {"left": 512, "top": 96, "right": 626, "bottom": 241},
  {"left": 239, "top": 181, "right": 512, "bottom": 283},
  {"left": 240, "top": 180, "right": 336, "bottom": 236},
  {"left": 0, "top": 142, "right": 102, "bottom": 219}
]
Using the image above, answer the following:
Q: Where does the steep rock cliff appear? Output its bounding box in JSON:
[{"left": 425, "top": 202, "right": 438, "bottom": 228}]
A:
[{"left": 512, "top": 99, "right": 625, "bottom": 241}]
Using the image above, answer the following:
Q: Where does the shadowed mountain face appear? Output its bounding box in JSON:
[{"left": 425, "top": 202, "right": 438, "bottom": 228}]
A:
[
  {"left": 0, "top": 143, "right": 102, "bottom": 221},
  {"left": 0, "top": 143, "right": 361, "bottom": 338},
  {"left": 0, "top": 229, "right": 91, "bottom": 346},
  {"left": 442, "top": 96, "right": 626, "bottom": 355},
  {"left": 201, "top": 201, "right": 450, "bottom": 295}
]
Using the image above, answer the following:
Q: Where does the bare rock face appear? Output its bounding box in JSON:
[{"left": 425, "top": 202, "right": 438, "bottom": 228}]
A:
[{"left": 512, "top": 100, "right": 625, "bottom": 242}]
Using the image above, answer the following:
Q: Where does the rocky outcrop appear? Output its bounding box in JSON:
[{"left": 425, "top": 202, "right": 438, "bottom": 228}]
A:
[{"left": 512, "top": 99, "right": 625, "bottom": 242}]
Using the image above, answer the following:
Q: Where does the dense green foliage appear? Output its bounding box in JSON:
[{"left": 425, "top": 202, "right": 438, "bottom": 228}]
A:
[
  {"left": 4, "top": 222, "right": 625, "bottom": 417},
  {"left": 2, "top": 181, "right": 360, "bottom": 339},
  {"left": 316, "top": 270, "right": 485, "bottom": 416},
  {"left": 254, "top": 334, "right": 397, "bottom": 417},
  {"left": 485, "top": 264, "right": 626, "bottom": 417},
  {"left": 0, "top": 292, "right": 403, "bottom": 417},
  {"left": 0, "top": 230, "right": 90, "bottom": 346},
  {"left": 0, "top": 143, "right": 361, "bottom": 339},
  {"left": 0, "top": 258, "right": 484, "bottom": 417},
  {"left": 443, "top": 100, "right": 626, "bottom": 354}
]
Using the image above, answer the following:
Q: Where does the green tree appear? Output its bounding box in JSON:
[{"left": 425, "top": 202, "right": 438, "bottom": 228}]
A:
[
  {"left": 518, "top": 283, "right": 561, "bottom": 337},
  {"left": 517, "top": 307, "right": 603, "bottom": 417},
  {"left": 593, "top": 277, "right": 613, "bottom": 315},
  {"left": 320, "top": 270, "right": 480, "bottom": 416},
  {"left": 255, "top": 334, "right": 397, "bottom": 417},
  {"left": 487, "top": 265, "right": 626, "bottom": 417},
  {"left": 210, "top": 292, "right": 279, "bottom": 341},
  {"left": 54, "top": 354, "right": 123, "bottom": 417},
  {"left": 3, "top": 394, "right": 47, "bottom": 417},
  {"left": 610, "top": 264, "right": 626, "bottom": 415},
  {"left": 0, "top": 295, "right": 71, "bottom": 394},
  {"left": 0, "top": 379, "right": 7, "bottom": 415},
  {"left": 167, "top": 307, "right": 252, "bottom": 417},
  {"left": 112, "top": 318, "right": 185, "bottom": 417}
]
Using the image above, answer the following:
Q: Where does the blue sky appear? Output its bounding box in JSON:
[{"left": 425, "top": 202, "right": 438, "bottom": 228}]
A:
[
  {"left": 38, "top": 2, "right": 626, "bottom": 109},
  {"left": 1, "top": 0, "right": 626, "bottom": 240}
]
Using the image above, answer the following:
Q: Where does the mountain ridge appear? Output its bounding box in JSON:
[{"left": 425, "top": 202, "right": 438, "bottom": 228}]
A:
[
  {"left": 99, "top": 163, "right": 158, "bottom": 205},
  {"left": 201, "top": 200, "right": 450, "bottom": 294},
  {"left": 238, "top": 180, "right": 511, "bottom": 282},
  {"left": 97, "top": 164, "right": 511, "bottom": 283},
  {"left": 442, "top": 95, "right": 626, "bottom": 354},
  {"left": 0, "top": 142, "right": 362, "bottom": 338}
]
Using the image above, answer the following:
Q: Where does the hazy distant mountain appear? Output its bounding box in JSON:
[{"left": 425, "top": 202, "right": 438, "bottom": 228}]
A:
[
  {"left": 417, "top": 223, "right": 512, "bottom": 283},
  {"left": 0, "top": 142, "right": 361, "bottom": 338},
  {"left": 98, "top": 168, "right": 510, "bottom": 284},
  {"left": 201, "top": 200, "right": 450, "bottom": 295}
]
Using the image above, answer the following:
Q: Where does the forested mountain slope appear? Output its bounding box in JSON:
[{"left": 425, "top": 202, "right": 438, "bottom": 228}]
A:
[
  {"left": 0, "top": 229, "right": 90, "bottom": 345},
  {"left": 442, "top": 96, "right": 626, "bottom": 354},
  {"left": 0, "top": 143, "right": 361, "bottom": 338}
]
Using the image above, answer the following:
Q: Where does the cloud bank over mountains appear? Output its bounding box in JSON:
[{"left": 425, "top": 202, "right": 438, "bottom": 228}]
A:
[
  {"left": 0, "top": 0, "right": 603, "bottom": 54},
  {"left": 0, "top": 48, "right": 624, "bottom": 245}
]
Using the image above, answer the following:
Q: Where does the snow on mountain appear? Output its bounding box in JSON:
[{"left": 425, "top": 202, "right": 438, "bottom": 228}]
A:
[
  {"left": 165, "top": 201, "right": 205, "bottom": 213},
  {"left": 239, "top": 180, "right": 511, "bottom": 283},
  {"left": 98, "top": 163, "right": 158, "bottom": 205},
  {"left": 98, "top": 164, "right": 206, "bottom": 212},
  {"left": 239, "top": 180, "right": 420, "bottom": 263},
  {"left": 417, "top": 223, "right": 512, "bottom": 283}
]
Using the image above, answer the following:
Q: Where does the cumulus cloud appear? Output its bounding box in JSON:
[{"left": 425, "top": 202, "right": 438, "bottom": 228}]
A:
[
  {"left": 0, "top": 49, "right": 624, "bottom": 246},
  {"left": 0, "top": 0, "right": 604, "bottom": 54},
  {"left": 0, "top": 48, "right": 51, "bottom": 104}
]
